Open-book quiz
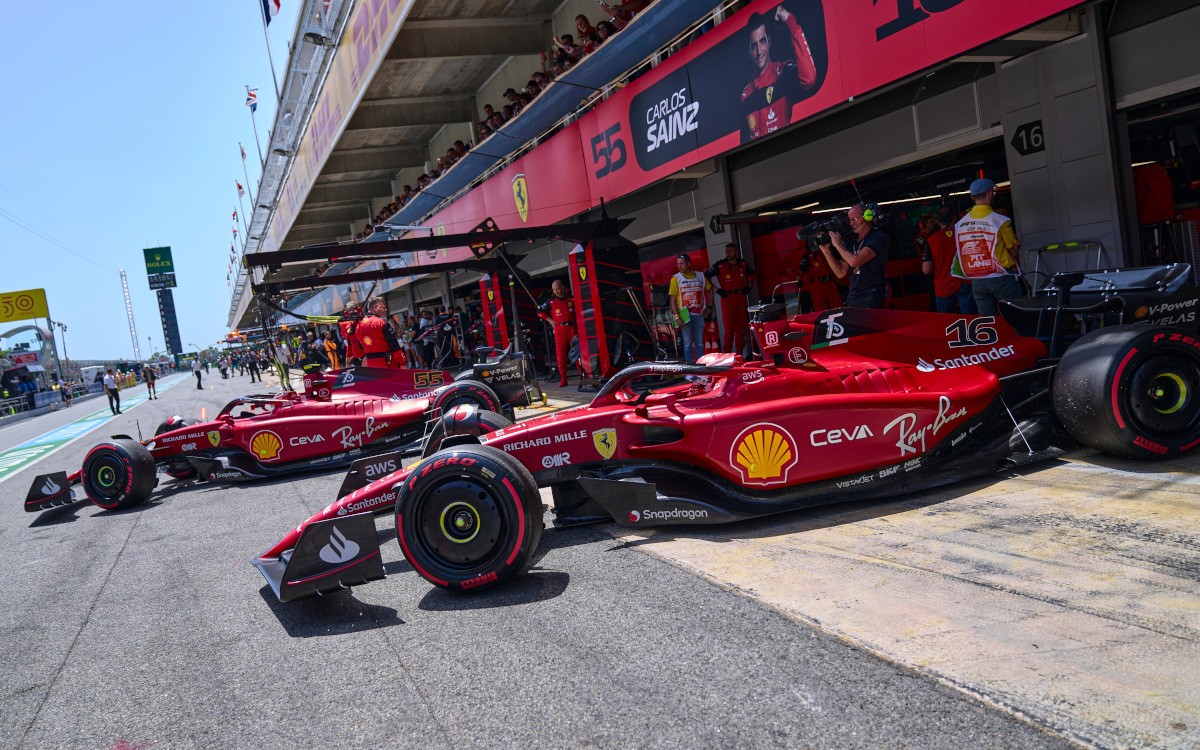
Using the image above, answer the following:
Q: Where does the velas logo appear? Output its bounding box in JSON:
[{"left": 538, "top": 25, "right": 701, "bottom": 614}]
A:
[
  {"left": 512, "top": 173, "right": 529, "bottom": 223},
  {"left": 730, "top": 423, "right": 797, "bottom": 486},
  {"left": 249, "top": 430, "right": 283, "bottom": 461}
]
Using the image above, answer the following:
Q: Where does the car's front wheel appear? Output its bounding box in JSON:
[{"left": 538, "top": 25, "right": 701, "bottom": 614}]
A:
[
  {"left": 81, "top": 439, "right": 157, "bottom": 510},
  {"left": 395, "top": 445, "right": 542, "bottom": 592}
]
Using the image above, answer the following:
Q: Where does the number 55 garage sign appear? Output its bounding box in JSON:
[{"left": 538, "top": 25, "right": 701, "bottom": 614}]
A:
[{"left": 0, "top": 288, "right": 49, "bottom": 325}]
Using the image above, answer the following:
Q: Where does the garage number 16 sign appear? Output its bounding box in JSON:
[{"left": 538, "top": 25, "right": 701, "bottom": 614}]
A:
[{"left": 0, "top": 288, "right": 49, "bottom": 325}]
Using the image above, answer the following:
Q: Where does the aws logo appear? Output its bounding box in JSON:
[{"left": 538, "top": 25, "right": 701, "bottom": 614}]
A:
[
  {"left": 730, "top": 423, "right": 797, "bottom": 486},
  {"left": 512, "top": 173, "right": 529, "bottom": 223}
]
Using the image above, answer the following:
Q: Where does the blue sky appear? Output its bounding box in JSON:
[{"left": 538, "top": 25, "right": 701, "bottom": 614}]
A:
[{"left": 1, "top": 1, "right": 301, "bottom": 360}]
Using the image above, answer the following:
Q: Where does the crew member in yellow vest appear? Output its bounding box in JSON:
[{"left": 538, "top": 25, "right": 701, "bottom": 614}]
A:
[
  {"left": 950, "top": 178, "right": 1022, "bottom": 315},
  {"left": 669, "top": 253, "right": 712, "bottom": 363}
]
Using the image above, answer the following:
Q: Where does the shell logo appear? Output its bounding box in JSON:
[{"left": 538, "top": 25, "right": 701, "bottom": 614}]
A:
[
  {"left": 730, "top": 423, "right": 797, "bottom": 486},
  {"left": 250, "top": 430, "right": 283, "bottom": 461},
  {"left": 1134, "top": 305, "right": 1148, "bottom": 319}
]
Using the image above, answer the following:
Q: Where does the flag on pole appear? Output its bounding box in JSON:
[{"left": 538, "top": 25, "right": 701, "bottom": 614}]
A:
[
  {"left": 261, "top": 0, "right": 281, "bottom": 26},
  {"left": 236, "top": 181, "right": 245, "bottom": 198},
  {"left": 233, "top": 227, "right": 239, "bottom": 237},
  {"left": 245, "top": 87, "right": 258, "bottom": 112},
  {"left": 239, "top": 143, "right": 247, "bottom": 162},
  {"left": 232, "top": 209, "right": 238, "bottom": 222}
]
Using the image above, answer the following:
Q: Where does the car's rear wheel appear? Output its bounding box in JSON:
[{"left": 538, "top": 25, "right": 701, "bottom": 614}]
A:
[
  {"left": 395, "top": 445, "right": 542, "bottom": 592},
  {"left": 1052, "top": 326, "right": 1200, "bottom": 458},
  {"left": 81, "top": 438, "right": 157, "bottom": 510},
  {"left": 431, "top": 379, "right": 501, "bottom": 414},
  {"left": 422, "top": 407, "right": 513, "bottom": 457}
]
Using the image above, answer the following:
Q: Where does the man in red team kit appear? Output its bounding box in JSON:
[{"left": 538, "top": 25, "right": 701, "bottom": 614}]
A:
[
  {"left": 706, "top": 243, "right": 756, "bottom": 355},
  {"left": 740, "top": 5, "right": 819, "bottom": 142},
  {"left": 539, "top": 280, "right": 576, "bottom": 387}
]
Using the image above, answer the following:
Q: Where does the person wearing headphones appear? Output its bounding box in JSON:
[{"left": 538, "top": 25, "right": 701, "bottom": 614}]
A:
[{"left": 818, "top": 203, "right": 889, "bottom": 309}]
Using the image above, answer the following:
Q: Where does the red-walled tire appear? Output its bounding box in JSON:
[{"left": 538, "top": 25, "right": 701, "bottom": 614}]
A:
[
  {"left": 1052, "top": 326, "right": 1200, "bottom": 459},
  {"left": 81, "top": 439, "right": 157, "bottom": 510},
  {"left": 431, "top": 379, "right": 501, "bottom": 414},
  {"left": 396, "top": 444, "right": 542, "bottom": 592},
  {"left": 422, "top": 407, "right": 513, "bottom": 458}
]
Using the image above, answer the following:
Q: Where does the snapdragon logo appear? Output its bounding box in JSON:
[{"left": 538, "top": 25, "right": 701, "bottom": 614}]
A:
[{"left": 634, "top": 507, "right": 710, "bottom": 522}]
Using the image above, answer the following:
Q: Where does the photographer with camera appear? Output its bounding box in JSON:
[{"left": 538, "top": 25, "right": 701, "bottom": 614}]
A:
[
  {"left": 338, "top": 302, "right": 366, "bottom": 367},
  {"left": 817, "top": 203, "right": 889, "bottom": 309},
  {"left": 706, "top": 243, "right": 755, "bottom": 355}
]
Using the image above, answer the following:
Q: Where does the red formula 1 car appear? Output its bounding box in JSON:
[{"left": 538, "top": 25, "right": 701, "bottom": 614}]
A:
[
  {"left": 254, "top": 265, "right": 1200, "bottom": 601},
  {"left": 22, "top": 368, "right": 512, "bottom": 515}
]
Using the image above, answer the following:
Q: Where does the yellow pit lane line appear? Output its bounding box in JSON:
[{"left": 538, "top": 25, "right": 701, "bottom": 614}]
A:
[{"left": 610, "top": 450, "right": 1200, "bottom": 750}]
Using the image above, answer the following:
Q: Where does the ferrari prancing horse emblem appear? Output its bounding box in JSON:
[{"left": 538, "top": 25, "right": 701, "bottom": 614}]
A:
[
  {"left": 512, "top": 173, "right": 529, "bottom": 223},
  {"left": 593, "top": 428, "right": 616, "bottom": 460}
]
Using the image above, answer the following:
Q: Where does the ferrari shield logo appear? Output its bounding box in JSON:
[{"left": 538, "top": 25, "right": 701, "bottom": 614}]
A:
[
  {"left": 765, "top": 86, "right": 774, "bottom": 104},
  {"left": 207, "top": 431, "right": 220, "bottom": 447},
  {"left": 512, "top": 173, "right": 529, "bottom": 223},
  {"left": 487, "top": 289, "right": 494, "bottom": 301},
  {"left": 579, "top": 266, "right": 587, "bottom": 281},
  {"left": 593, "top": 428, "right": 616, "bottom": 460}
]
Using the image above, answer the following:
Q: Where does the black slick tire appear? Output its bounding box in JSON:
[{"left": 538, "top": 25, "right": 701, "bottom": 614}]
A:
[
  {"left": 1052, "top": 325, "right": 1200, "bottom": 458},
  {"left": 81, "top": 438, "right": 157, "bottom": 510},
  {"left": 431, "top": 379, "right": 501, "bottom": 414},
  {"left": 395, "top": 444, "right": 542, "bottom": 592}
]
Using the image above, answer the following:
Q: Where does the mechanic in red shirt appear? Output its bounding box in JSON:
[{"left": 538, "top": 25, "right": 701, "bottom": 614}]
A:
[
  {"left": 338, "top": 302, "right": 366, "bottom": 367},
  {"left": 740, "top": 5, "right": 818, "bottom": 142},
  {"left": 706, "top": 242, "right": 756, "bottom": 355},
  {"left": 922, "top": 206, "right": 976, "bottom": 314},
  {"left": 356, "top": 297, "right": 407, "bottom": 368},
  {"left": 798, "top": 242, "right": 843, "bottom": 313},
  {"left": 539, "top": 280, "right": 576, "bottom": 387}
]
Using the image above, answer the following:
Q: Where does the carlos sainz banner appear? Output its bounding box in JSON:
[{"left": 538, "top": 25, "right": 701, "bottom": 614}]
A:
[{"left": 419, "top": 0, "right": 1079, "bottom": 244}]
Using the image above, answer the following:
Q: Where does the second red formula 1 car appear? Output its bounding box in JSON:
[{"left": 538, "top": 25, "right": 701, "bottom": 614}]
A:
[
  {"left": 254, "top": 265, "right": 1200, "bottom": 601},
  {"left": 23, "top": 369, "right": 507, "bottom": 514}
]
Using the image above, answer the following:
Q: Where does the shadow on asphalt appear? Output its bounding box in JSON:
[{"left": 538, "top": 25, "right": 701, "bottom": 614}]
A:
[
  {"left": 416, "top": 570, "right": 570, "bottom": 612},
  {"left": 257, "top": 585, "right": 405, "bottom": 637}
]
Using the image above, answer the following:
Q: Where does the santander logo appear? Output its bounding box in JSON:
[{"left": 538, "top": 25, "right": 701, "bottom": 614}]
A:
[{"left": 319, "top": 526, "right": 360, "bottom": 564}]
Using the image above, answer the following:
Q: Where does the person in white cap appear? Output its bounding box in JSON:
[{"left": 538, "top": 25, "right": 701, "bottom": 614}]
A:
[{"left": 950, "top": 178, "right": 1022, "bottom": 315}]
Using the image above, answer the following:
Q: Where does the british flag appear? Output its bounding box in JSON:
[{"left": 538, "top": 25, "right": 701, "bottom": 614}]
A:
[{"left": 245, "top": 88, "right": 258, "bottom": 113}]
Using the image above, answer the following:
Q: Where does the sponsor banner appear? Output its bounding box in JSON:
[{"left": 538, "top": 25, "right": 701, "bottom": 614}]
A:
[
  {"left": 265, "top": 0, "right": 415, "bottom": 255},
  {"left": 396, "top": 0, "right": 1079, "bottom": 247},
  {"left": 0, "top": 288, "right": 49, "bottom": 325}
]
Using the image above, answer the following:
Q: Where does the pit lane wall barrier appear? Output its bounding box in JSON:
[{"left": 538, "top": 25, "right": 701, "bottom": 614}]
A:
[{"left": 392, "top": 0, "right": 1084, "bottom": 263}]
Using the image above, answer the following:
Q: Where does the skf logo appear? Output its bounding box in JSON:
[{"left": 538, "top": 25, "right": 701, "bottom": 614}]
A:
[
  {"left": 512, "top": 173, "right": 529, "bottom": 223},
  {"left": 730, "top": 423, "right": 797, "bottom": 486},
  {"left": 249, "top": 430, "right": 283, "bottom": 461},
  {"left": 593, "top": 428, "right": 616, "bottom": 460},
  {"left": 207, "top": 431, "right": 221, "bottom": 447}
]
